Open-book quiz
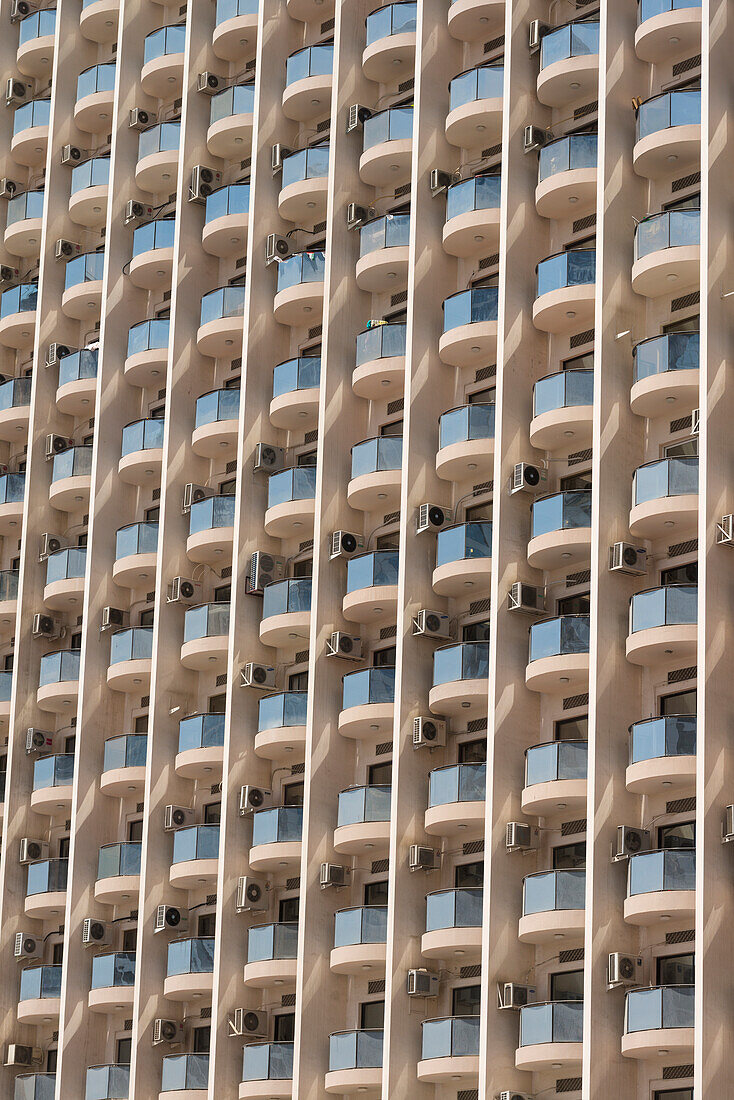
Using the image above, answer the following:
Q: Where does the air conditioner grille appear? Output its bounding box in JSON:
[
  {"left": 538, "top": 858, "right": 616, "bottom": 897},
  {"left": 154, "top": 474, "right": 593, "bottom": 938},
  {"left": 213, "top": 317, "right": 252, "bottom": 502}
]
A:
[
  {"left": 574, "top": 100, "right": 597, "bottom": 118},
  {"left": 478, "top": 253, "right": 500, "bottom": 270},
  {"left": 459, "top": 964, "right": 481, "bottom": 979},
  {"left": 572, "top": 213, "right": 596, "bottom": 233},
  {"left": 380, "top": 625, "right": 397, "bottom": 640},
  {"left": 480, "top": 142, "right": 502, "bottom": 158},
  {"left": 670, "top": 414, "right": 692, "bottom": 433},
  {"left": 672, "top": 171, "right": 701, "bottom": 192},
  {"left": 469, "top": 598, "right": 490, "bottom": 616},
  {"left": 285, "top": 877, "right": 300, "bottom": 891},
  {"left": 566, "top": 570, "right": 590, "bottom": 586}
]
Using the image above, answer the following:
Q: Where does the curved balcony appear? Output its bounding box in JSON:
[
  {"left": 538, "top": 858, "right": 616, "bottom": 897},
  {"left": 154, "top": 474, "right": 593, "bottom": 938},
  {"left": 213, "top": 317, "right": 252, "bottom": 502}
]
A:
[
  {"left": 49, "top": 445, "right": 92, "bottom": 512},
  {"left": 43, "top": 546, "right": 87, "bottom": 610},
  {"left": 0, "top": 376, "right": 31, "bottom": 444},
  {"left": 363, "top": 3, "right": 416, "bottom": 83},
  {"left": 520, "top": 869, "right": 585, "bottom": 943},
  {"left": 0, "top": 569, "right": 18, "bottom": 634},
  {"left": 62, "top": 251, "right": 104, "bottom": 320},
  {"left": 516, "top": 1001, "right": 583, "bottom": 1072},
  {"left": 437, "top": 405, "right": 495, "bottom": 486},
  {"left": 5, "top": 189, "right": 44, "bottom": 257},
  {"left": 125, "top": 317, "right": 169, "bottom": 386},
  {"left": 273, "top": 250, "right": 325, "bottom": 326},
  {"left": 193, "top": 388, "right": 239, "bottom": 458},
  {"left": 636, "top": 0, "right": 702, "bottom": 63},
  {"left": 325, "top": 1030, "right": 382, "bottom": 1096},
  {"left": 0, "top": 283, "right": 37, "bottom": 348},
  {"left": 536, "top": 133, "right": 597, "bottom": 219},
  {"left": 353, "top": 322, "right": 406, "bottom": 400},
  {"left": 339, "top": 666, "right": 394, "bottom": 740},
  {"left": 80, "top": 0, "right": 120, "bottom": 43},
  {"left": 334, "top": 785, "right": 391, "bottom": 855},
  {"left": 360, "top": 106, "right": 413, "bottom": 186},
  {"left": 357, "top": 214, "right": 410, "bottom": 293},
  {"left": 181, "top": 602, "right": 230, "bottom": 671},
  {"left": 439, "top": 285, "right": 498, "bottom": 367},
  {"left": 11, "top": 98, "right": 50, "bottom": 167},
  {"left": 107, "top": 627, "right": 153, "bottom": 693},
  {"left": 203, "top": 183, "right": 249, "bottom": 257},
  {"left": 443, "top": 173, "right": 500, "bottom": 257},
  {"left": 129, "top": 217, "right": 175, "bottom": 290},
  {"left": 207, "top": 84, "right": 255, "bottom": 159},
  {"left": 17, "top": 10, "right": 56, "bottom": 78},
  {"left": 14, "top": 1075, "right": 56, "bottom": 1100},
  {"left": 240, "top": 1042, "right": 293, "bottom": 1100},
  {"left": 623, "top": 985, "right": 694, "bottom": 1060},
  {"left": 531, "top": 368, "right": 593, "bottom": 452},
  {"left": 213, "top": 0, "right": 258, "bottom": 61},
  {"left": 446, "top": 64, "right": 503, "bottom": 149},
  {"left": 343, "top": 550, "right": 398, "bottom": 623},
  {"left": 627, "top": 584, "right": 697, "bottom": 666},
  {"left": 330, "top": 906, "right": 387, "bottom": 975},
  {"left": 74, "top": 63, "right": 115, "bottom": 133},
  {"left": 187, "top": 494, "right": 235, "bottom": 564},
  {"left": 425, "top": 763, "right": 485, "bottom": 837},
  {"left": 160, "top": 1053, "right": 209, "bottom": 1097},
  {"left": 417, "top": 1016, "right": 479, "bottom": 1085},
  {"left": 632, "top": 209, "right": 699, "bottom": 298},
  {"left": 136, "top": 122, "right": 180, "bottom": 194},
  {"left": 283, "top": 44, "right": 333, "bottom": 122},
  {"left": 422, "top": 887, "right": 482, "bottom": 960},
  {"left": 249, "top": 807, "right": 302, "bottom": 872},
  {"left": 244, "top": 922, "right": 298, "bottom": 988},
  {"left": 286, "top": 0, "right": 335, "bottom": 20},
  {"left": 0, "top": 670, "right": 11, "bottom": 729},
  {"left": 260, "top": 578, "right": 311, "bottom": 649},
  {"left": 25, "top": 857, "right": 67, "bottom": 919},
  {"left": 523, "top": 740, "right": 587, "bottom": 816},
  {"left": 113, "top": 521, "right": 158, "bottom": 589},
  {"left": 57, "top": 347, "right": 98, "bottom": 416},
  {"left": 526, "top": 615, "right": 590, "bottom": 694},
  {"left": 100, "top": 733, "right": 147, "bottom": 797},
  {"left": 37, "top": 649, "right": 80, "bottom": 713},
  {"left": 634, "top": 90, "right": 700, "bottom": 179},
  {"left": 278, "top": 145, "right": 329, "bottom": 225},
  {"left": 176, "top": 713, "right": 225, "bottom": 779},
  {"left": 448, "top": 0, "right": 504, "bottom": 39},
  {"left": 17, "top": 965, "right": 62, "bottom": 1026},
  {"left": 89, "top": 952, "right": 135, "bottom": 1014},
  {"left": 69, "top": 157, "right": 110, "bottom": 228},
  {"left": 141, "top": 25, "right": 185, "bottom": 98},
  {"left": 164, "top": 937, "right": 214, "bottom": 1001},
  {"left": 537, "top": 21, "right": 599, "bottom": 107},
  {"left": 197, "top": 284, "right": 245, "bottom": 357},
  {"left": 170, "top": 824, "right": 219, "bottom": 889},
  {"left": 264, "top": 466, "right": 316, "bottom": 538},
  {"left": 625, "top": 848, "right": 695, "bottom": 926},
  {"left": 627, "top": 715, "right": 695, "bottom": 794},
  {"left": 0, "top": 472, "right": 24, "bottom": 535},
  {"left": 256, "top": 691, "right": 307, "bottom": 761},
  {"left": 95, "top": 842, "right": 141, "bottom": 906},
  {"left": 630, "top": 457, "right": 698, "bottom": 540},
  {"left": 30, "top": 753, "right": 74, "bottom": 816},
  {"left": 119, "top": 418, "right": 164, "bottom": 485},
  {"left": 534, "top": 249, "right": 595, "bottom": 334},
  {"left": 429, "top": 640, "right": 489, "bottom": 717},
  {"left": 85, "top": 1065, "right": 131, "bottom": 1100},
  {"left": 348, "top": 435, "right": 402, "bottom": 512},
  {"left": 270, "top": 356, "right": 320, "bottom": 429},
  {"left": 528, "top": 490, "right": 592, "bottom": 571},
  {"left": 631, "top": 332, "right": 699, "bottom": 419}
]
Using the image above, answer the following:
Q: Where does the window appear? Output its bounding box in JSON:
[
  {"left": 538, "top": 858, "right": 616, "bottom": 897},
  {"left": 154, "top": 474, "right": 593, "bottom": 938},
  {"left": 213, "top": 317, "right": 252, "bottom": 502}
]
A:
[
  {"left": 368, "top": 761, "right": 392, "bottom": 786},
  {"left": 224, "top": 375, "right": 240, "bottom": 389},
  {"left": 122, "top": 928, "right": 137, "bottom": 951},
  {"left": 364, "top": 880, "right": 388, "bottom": 906},
  {"left": 653, "top": 1090, "right": 693, "bottom": 1100},
  {"left": 663, "top": 315, "right": 698, "bottom": 334},
  {"left": 292, "top": 558, "right": 312, "bottom": 578},
  {"left": 560, "top": 471, "right": 592, "bottom": 491},
  {"left": 134, "top": 714, "right": 148, "bottom": 732},
  {"left": 64, "top": 734, "right": 76, "bottom": 753},
  {"left": 214, "top": 584, "right": 231, "bottom": 603},
  {"left": 3, "top": 653, "right": 13, "bottom": 672},
  {"left": 145, "top": 505, "right": 160, "bottom": 522},
  {"left": 372, "top": 646, "right": 396, "bottom": 667},
  {"left": 462, "top": 620, "right": 489, "bottom": 642},
  {"left": 77, "top": 533, "right": 87, "bottom": 547},
  {"left": 46, "top": 1049, "right": 57, "bottom": 1073},
  {"left": 656, "top": 953, "right": 694, "bottom": 986},
  {"left": 380, "top": 419, "right": 403, "bottom": 437},
  {"left": 451, "top": 984, "right": 480, "bottom": 1016},
  {"left": 204, "top": 802, "right": 221, "bottom": 824},
  {"left": 198, "top": 913, "right": 216, "bottom": 937},
  {"left": 375, "top": 532, "right": 399, "bottom": 550},
  {"left": 283, "top": 782, "right": 304, "bottom": 806},
  {"left": 664, "top": 438, "right": 698, "bottom": 458},
  {"left": 52, "top": 942, "right": 64, "bottom": 964},
  {"left": 360, "top": 1000, "right": 384, "bottom": 1029},
  {"left": 219, "top": 477, "right": 237, "bottom": 495},
  {"left": 280, "top": 896, "right": 300, "bottom": 922},
  {"left": 128, "top": 819, "right": 143, "bottom": 842},
  {"left": 208, "top": 693, "right": 227, "bottom": 714},
  {"left": 468, "top": 386, "right": 495, "bottom": 404},
  {"left": 288, "top": 670, "right": 309, "bottom": 691},
  {"left": 458, "top": 739, "right": 486, "bottom": 764},
  {"left": 660, "top": 689, "right": 696, "bottom": 716},
  {"left": 149, "top": 404, "right": 165, "bottom": 419},
  {"left": 555, "top": 715, "right": 588, "bottom": 740},
  {"left": 455, "top": 861, "right": 483, "bottom": 889},
  {"left": 556, "top": 593, "right": 590, "bottom": 616},
  {"left": 550, "top": 969, "right": 584, "bottom": 1001},
  {"left": 139, "top": 608, "right": 154, "bottom": 627},
  {"left": 663, "top": 193, "right": 700, "bottom": 212},
  {"left": 116, "top": 1037, "right": 132, "bottom": 1064},
  {"left": 562, "top": 351, "right": 593, "bottom": 371},
  {"left": 465, "top": 503, "right": 492, "bottom": 522},
  {"left": 58, "top": 837, "right": 70, "bottom": 858},
  {"left": 274, "top": 1014, "right": 295, "bottom": 1042},
  {"left": 661, "top": 562, "right": 697, "bottom": 586},
  {"left": 70, "top": 631, "right": 82, "bottom": 649},
  {"left": 553, "top": 841, "right": 586, "bottom": 869},
  {"left": 297, "top": 450, "right": 317, "bottom": 466},
  {"left": 193, "top": 1026, "right": 211, "bottom": 1053},
  {"left": 658, "top": 821, "right": 695, "bottom": 849}
]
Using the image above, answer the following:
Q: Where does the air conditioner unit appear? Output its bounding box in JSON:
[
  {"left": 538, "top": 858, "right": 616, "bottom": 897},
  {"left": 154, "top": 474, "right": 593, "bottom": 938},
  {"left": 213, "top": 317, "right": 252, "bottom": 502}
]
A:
[
  {"left": 346, "top": 202, "right": 369, "bottom": 231},
  {"left": 523, "top": 125, "right": 553, "bottom": 154},
  {"left": 239, "top": 785, "right": 272, "bottom": 815},
  {"left": 249, "top": 551, "right": 285, "bottom": 594},
  {"left": 230, "top": 1008, "right": 267, "bottom": 1037},
  {"left": 6, "top": 79, "right": 30, "bottom": 108},
  {"left": 612, "top": 825, "right": 650, "bottom": 862},
  {"left": 155, "top": 904, "right": 189, "bottom": 934},
  {"left": 346, "top": 103, "right": 373, "bottom": 133},
  {"left": 408, "top": 844, "right": 438, "bottom": 872},
  {"left": 82, "top": 917, "right": 111, "bottom": 946},
  {"left": 167, "top": 576, "right": 199, "bottom": 604},
  {"left": 0, "top": 178, "right": 17, "bottom": 199},
  {"left": 499, "top": 983, "right": 535, "bottom": 1010},
  {"left": 129, "top": 107, "right": 156, "bottom": 131},
  {"left": 330, "top": 531, "right": 365, "bottom": 559},
  {"left": 265, "top": 233, "right": 292, "bottom": 265},
  {"left": 164, "top": 805, "right": 195, "bottom": 831},
  {"left": 0, "top": 265, "right": 17, "bottom": 283},
  {"left": 326, "top": 631, "right": 363, "bottom": 661},
  {"left": 505, "top": 821, "right": 536, "bottom": 852},
  {"left": 609, "top": 542, "right": 648, "bottom": 576},
  {"left": 253, "top": 443, "right": 286, "bottom": 473},
  {"left": 198, "top": 71, "right": 223, "bottom": 95},
  {"left": 60, "top": 144, "right": 83, "bottom": 166},
  {"left": 528, "top": 18, "right": 550, "bottom": 53},
  {"left": 19, "top": 838, "right": 49, "bottom": 864},
  {"left": 416, "top": 503, "right": 453, "bottom": 534},
  {"left": 45, "top": 433, "right": 73, "bottom": 459},
  {"left": 5, "top": 1045, "right": 42, "bottom": 1068},
  {"left": 429, "top": 168, "right": 452, "bottom": 197},
  {"left": 101, "top": 606, "right": 127, "bottom": 631},
  {"left": 717, "top": 515, "right": 734, "bottom": 546},
  {"left": 10, "top": 0, "right": 34, "bottom": 22},
  {"left": 31, "top": 613, "right": 61, "bottom": 640},
  {"left": 182, "top": 482, "right": 214, "bottom": 512},
  {"left": 406, "top": 969, "right": 439, "bottom": 997},
  {"left": 320, "top": 862, "right": 348, "bottom": 888},
  {"left": 507, "top": 581, "right": 545, "bottom": 614},
  {"left": 608, "top": 952, "right": 643, "bottom": 988},
  {"left": 189, "top": 164, "right": 222, "bottom": 203},
  {"left": 723, "top": 804, "right": 734, "bottom": 842},
  {"left": 14, "top": 932, "right": 41, "bottom": 960},
  {"left": 509, "top": 462, "right": 547, "bottom": 495},
  {"left": 240, "top": 662, "right": 277, "bottom": 689},
  {"left": 497, "top": 1092, "right": 534, "bottom": 1100},
  {"left": 124, "top": 199, "right": 154, "bottom": 227},
  {"left": 271, "top": 143, "right": 292, "bottom": 173},
  {"left": 235, "top": 875, "right": 268, "bottom": 912},
  {"left": 412, "top": 717, "right": 447, "bottom": 749},
  {"left": 152, "top": 1019, "right": 184, "bottom": 1045},
  {"left": 46, "top": 342, "right": 75, "bottom": 367},
  {"left": 412, "top": 610, "right": 452, "bottom": 640},
  {"left": 54, "top": 238, "right": 81, "bottom": 261},
  {"left": 25, "top": 727, "right": 53, "bottom": 754}
]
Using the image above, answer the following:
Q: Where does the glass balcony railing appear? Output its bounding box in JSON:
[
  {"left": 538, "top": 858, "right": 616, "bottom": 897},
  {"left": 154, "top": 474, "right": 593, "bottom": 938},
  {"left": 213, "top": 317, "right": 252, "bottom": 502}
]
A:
[
  {"left": 1, "top": 283, "right": 37, "bottom": 316},
  {"left": 247, "top": 922, "right": 298, "bottom": 962},
  {"left": 432, "top": 640, "right": 489, "bottom": 686},
  {"left": 276, "top": 250, "right": 326, "bottom": 292},
  {"left": 0, "top": 472, "right": 24, "bottom": 503},
  {"left": 121, "top": 417, "right": 164, "bottom": 456},
  {"left": 127, "top": 318, "right": 169, "bottom": 357},
  {"left": 537, "top": 250, "right": 595, "bottom": 296},
  {"left": 446, "top": 174, "right": 501, "bottom": 220},
  {"left": 421, "top": 1016, "right": 479, "bottom": 1059},
  {"left": 84, "top": 1065, "right": 130, "bottom": 1100},
  {"left": 0, "top": 672, "right": 11, "bottom": 703},
  {"left": 18, "top": 9, "right": 56, "bottom": 45},
  {"left": 629, "top": 584, "right": 697, "bottom": 633},
  {"left": 167, "top": 937, "right": 214, "bottom": 976},
  {"left": 143, "top": 24, "right": 186, "bottom": 64},
  {"left": 359, "top": 214, "right": 410, "bottom": 256},
  {"left": 334, "top": 906, "right": 387, "bottom": 947},
  {"left": 633, "top": 332, "right": 699, "bottom": 382},
  {"left": 109, "top": 626, "right": 154, "bottom": 664},
  {"left": 286, "top": 43, "right": 334, "bottom": 85},
  {"left": 625, "top": 985, "right": 694, "bottom": 1032},
  {"left": 183, "top": 602, "right": 230, "bottom": 641},
  {"left": 189, "top": 494, "right": 235, "bottom": 535},
  {"left": 19, "top": 964, "right": 62, "bottom": 1002},
  {"left": 351, "top": 435, "right": 402, "bottom": 477},
  {"left": 241, "top": 1043, "right": 293, "bottom": 1083},
  {"left": 200, "top": 284, "right": 245, "bottom": 325},
  {"left": 259, "top": 691, "right": 308, "bottom": 731},
  {"left": 45, "top": 546, "right": 87, "bottom": 585},
  {"left": 103, "top": 734, "right": 147, "bottom": 771},
  {"left": 636, "top": 89, "right": 700, "bottom": 140},
  {"left": 32, "top": 753, "right": 74, "bottom": 791},
  {"left": 356, "top": 322, "right": 406, "bottom": 363},
  {"left": 533, "top": 369, "right": 593, "bottom": 416},
  {"left": 38, "top": 649, "right": 80, "bottom": 687},
  {"left": 14, "top": 1075, "right": 56, "bottom": 1100},
  {"left": 519, "top": 1001, "right": 584, "bottom": 1046},
  {"left": 52, "top": 445, "right": 92, "bottom": 482},
  {"left": 337, "top": 785, "right": 391, "bottom": 827},
  {"left": 439, "top": 403, "right": 495, "bottom": 449},
  {"left": 204, "top": 183, "right": 250, "bottom": 223},
  {"left": 210, "top": 84, "right": 255, "bottom": 125},
  {"left": 97, "top": 842, "right": 141, "bottom": 879},
  {"left": 281, "top": 144, "right": 329, "bottom": 189},
  {"left": 6, "top": 191, "right": 44, "bottom": 227},
  {"left": 178, "top": 712, "right": 225, "bottom": 753},
  {"left": 526, "top": 740, "right": 588, "bottom": 786},
  {"left": 0, "top": 569, "right": 18, "bottom": 602},
  {"left": 132, "top": 217, "right": 175, "bottom": 257},
  {"left": 540, "top": 21, "right": 599, "bottom": 68},
  {"left": 58, "top": 347, "right": 98, "bottom": 387},
  {"left": 138, "top": 122, "right": 180, "bottom": 159},
  {"left": 628, "top": 848, "right": 695, "bottom": 895},
  {"left": 528, "top": 615, "right": 590, "bottom": 661},
  {"left": 172, "top": 824, "right": 220, "bottom": 863},
  {"left": 342, "top": 666, "right": 395, "bottom": 710},
  {"left": 346, "top": 550, "right": 398, "bottom": 592},
  {"left": 539, "top": 133, "right": 597, "bottom": 182},
  {"left": 366, "top": 1, "right": 416, "bottom": 44},
  {"left": 195, "top": 387, "right": 240, "bottom": 427},
  {"left": 273, "top": 356, "right": 320, "bottom": 398},
  {"left": 639, "top": 0, "right": 700, "bottom": 21},
  {"left": 449, "top": 64, "right": 504, "bottom": 110},
  {"left": 0, "top": 380, "right": 30, "bottom": 421},
  {"left": 629, "top": 715, "right": 696, "bottom": 764},
  {"left": 251, "top": 806, "right": 302, "bottom": 846},
  {"left": 523, "top": 869, "right": 585, "bottom": 915},
  {"left": 426, "top": 888, "right": 482, "bottom": 931},
  {"left": 329, "top": 1030, "right": 383, "bottom": 1072},
  {"left": 64, "top": 252, "right": 104, "bottom": 291},
  {"left": 267, "top": 466, "right": 317, "bottom": 509},
  {"left": 363, "top": 106, "right": 413, "bottom": 150},
  {"left": 115, "top": 521, "right": 158, "bottom": 559},
  {"left": 76, "top": 63, "right": 115, "bottom": 101},
  {"left": 428, "top": 763, "right": 485, "bottom": 807},
  {"left": 634, "top": 209, "right": 699, "bottom": 260},
  {"left": 13, "top": 99, "right": 50, "bottom": 136},
  {"left": 26, "top": 858, "right": 68, "bottom": 896},
  {"left": 531, "top": 490, "right": 592, "bottom": 538},
  {"left": 442, "top": 286, "right": 498, "bottom": 332},
  {"left": 633, "top": 457, "right": 698, "bottom": 505},
  {"left": 215, "top": 0, "right": 258, "bottom": 20},
  {"left": 70, "top": 157, "right": 110, "bottom": 195},
  {"left": 262, "top": 578, "right": 311, "bottom": 619},
  {"left": 91, "top": 951, "right": 136, "bottom": 990},
  {"left": 161, "top": 1055, "right": 209, "bottom": 1092}
]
